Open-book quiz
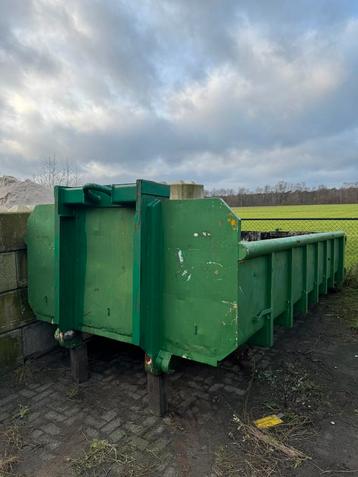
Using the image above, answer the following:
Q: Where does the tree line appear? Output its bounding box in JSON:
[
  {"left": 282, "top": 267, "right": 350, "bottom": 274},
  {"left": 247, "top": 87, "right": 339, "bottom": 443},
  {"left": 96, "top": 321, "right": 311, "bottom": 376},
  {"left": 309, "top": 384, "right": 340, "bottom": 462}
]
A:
[{"left": 206, "top": 181, "right": 358, "bottom": 206}]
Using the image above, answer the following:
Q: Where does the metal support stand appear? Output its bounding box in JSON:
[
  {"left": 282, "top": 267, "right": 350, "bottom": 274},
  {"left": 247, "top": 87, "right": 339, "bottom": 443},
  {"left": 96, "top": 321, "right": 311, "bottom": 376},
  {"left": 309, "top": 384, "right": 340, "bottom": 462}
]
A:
[
  {"left": 147, "top": 373, "right": 168, "bottom": 416},
  {"left": 70, "top": 343, "right": 89, "bottom": 384}
]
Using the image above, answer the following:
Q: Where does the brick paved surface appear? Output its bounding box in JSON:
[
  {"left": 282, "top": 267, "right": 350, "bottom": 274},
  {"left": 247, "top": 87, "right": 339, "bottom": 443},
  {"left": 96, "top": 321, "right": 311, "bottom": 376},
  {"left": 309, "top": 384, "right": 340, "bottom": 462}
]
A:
[
  {"left": 0, "top": 337, "right": 252, "bottom": 476},
  {"left": 0, "top": 289, "right": 358, "bottom": 476}
]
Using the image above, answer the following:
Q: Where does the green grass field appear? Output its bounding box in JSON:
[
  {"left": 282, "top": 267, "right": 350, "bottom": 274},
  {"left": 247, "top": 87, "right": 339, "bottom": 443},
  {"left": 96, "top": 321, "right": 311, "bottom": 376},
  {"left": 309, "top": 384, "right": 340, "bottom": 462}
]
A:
[{"left": 233, "top": 203, "right": 358, "bottom": 269}]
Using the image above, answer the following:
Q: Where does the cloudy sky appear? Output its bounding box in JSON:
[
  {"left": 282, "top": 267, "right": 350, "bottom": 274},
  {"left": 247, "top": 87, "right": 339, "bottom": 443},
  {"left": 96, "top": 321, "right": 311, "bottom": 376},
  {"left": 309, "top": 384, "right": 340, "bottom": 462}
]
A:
[{"left": 1, "top": 0, "right": 357, "bottom": 190}]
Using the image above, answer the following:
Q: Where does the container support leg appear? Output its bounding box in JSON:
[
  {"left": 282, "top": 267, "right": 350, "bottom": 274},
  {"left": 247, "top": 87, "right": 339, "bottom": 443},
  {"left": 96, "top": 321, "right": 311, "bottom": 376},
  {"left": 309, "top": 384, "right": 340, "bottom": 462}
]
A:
[
  {"left": 147, "top": 373, "right": 168, "bottom": 417},
  {"left": 70, "top": 342, "right": 89, "bottom": 384}
]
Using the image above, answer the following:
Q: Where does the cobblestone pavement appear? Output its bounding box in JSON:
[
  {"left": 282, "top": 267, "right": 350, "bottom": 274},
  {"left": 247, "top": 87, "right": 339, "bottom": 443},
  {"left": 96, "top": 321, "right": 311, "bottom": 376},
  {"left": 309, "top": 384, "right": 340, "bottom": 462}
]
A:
[
  {"left": 0, "top": 336, "right": 251, "bottom": 476},
  {"left": 0, "top": 288, "right": 358, "bottom": 476}
]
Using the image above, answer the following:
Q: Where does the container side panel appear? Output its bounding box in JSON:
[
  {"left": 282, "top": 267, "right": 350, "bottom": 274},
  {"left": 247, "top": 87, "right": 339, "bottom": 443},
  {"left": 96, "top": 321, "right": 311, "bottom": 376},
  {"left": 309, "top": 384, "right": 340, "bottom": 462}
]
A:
[
  {"left": 239, "top": 234, "right": 344, "bottom": 348},
  {"left": 334, "top": 239, "right": 339, "bottom": 271},
  {"left": 307, "top": 244, "right": 315, "bottom": 293},
  {"left": 80, "top": 208, "right": 134, "bottom": 338},
  {"left": 318, "top": 242, "right": 324, "bottom": 286},
  {"left": 327, "top": 242, "right": 332, "bottom": 281},
  {"left": 160, "top": 199, "right": 239, "bottom": 365},
  {"left": 272, "top": 252, "right": 289, "bottom": 318},
  {"left": 27, "top": 205, "right": 55, "bottom": 323},
  {"left": 238, "top": 256, "right": 268, "bottom": 344},
  {"left": 292, "top": 248, "right": 303, "bottom": 304}
]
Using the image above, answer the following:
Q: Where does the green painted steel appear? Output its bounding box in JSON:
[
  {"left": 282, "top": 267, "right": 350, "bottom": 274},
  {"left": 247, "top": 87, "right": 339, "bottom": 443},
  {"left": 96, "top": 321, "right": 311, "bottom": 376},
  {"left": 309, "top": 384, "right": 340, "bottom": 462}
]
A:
[
  {"left": 27, "top": 180, "right": 345, "bottom": 373},
  {"left": 27, "top": 204, "right": 55, "bottom": 323}
]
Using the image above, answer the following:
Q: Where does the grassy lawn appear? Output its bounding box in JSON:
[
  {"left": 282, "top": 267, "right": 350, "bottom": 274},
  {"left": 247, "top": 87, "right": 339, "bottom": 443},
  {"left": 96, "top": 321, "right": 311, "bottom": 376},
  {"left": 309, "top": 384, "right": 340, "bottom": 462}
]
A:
[
  {"left": 233, "top": 203, "right": 358, "bottom": 269},
  {"left": 233, "top": 203, "right": 358, "bottom": 218}
]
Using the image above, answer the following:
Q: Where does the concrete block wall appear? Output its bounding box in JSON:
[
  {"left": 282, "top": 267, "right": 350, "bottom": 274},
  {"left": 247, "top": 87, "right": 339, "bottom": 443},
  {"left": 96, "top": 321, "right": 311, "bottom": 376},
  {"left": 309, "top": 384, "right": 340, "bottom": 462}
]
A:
[{"left": 0, "top": 212, "right": 56, "bottom": 372}]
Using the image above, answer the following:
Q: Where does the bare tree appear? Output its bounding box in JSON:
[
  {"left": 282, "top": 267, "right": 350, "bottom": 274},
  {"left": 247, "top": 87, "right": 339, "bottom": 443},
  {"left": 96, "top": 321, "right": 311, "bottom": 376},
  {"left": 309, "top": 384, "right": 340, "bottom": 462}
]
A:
[
  {"left": 33, "top": 154, "right": 81, "bottom": 189},
  {"left": 208, "top": 181, "right": 358, "bottom": 206}
]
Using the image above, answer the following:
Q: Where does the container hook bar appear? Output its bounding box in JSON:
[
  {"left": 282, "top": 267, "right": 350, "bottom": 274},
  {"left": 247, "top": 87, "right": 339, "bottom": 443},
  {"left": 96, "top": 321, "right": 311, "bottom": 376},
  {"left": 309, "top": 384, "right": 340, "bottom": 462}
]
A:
[{"left": 83, "top": 183, "right": 112, "bottom": 203}]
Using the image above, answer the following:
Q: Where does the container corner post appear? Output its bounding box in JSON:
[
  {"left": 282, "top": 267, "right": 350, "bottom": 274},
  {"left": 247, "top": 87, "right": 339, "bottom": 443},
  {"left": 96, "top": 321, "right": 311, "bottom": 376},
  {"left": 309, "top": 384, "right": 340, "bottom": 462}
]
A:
[
  {"left": 145, "top": 353, "right": 171, "bottom": 416},
  {"left": 70, "top": 342, "right": 89, "bottom": 384},
  {"left": 146, "top": 372, "right": 168, "bottom": 417}
]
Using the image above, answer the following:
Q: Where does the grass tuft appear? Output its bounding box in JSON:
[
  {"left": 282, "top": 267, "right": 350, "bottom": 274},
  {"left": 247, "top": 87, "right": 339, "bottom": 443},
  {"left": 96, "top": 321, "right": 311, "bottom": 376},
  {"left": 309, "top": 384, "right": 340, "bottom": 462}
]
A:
[
  {"left": 71, "top": 439, "right": 160, "bottom": 477},
  {"left": 0, "top": 453, "right": 18, "bottom": 477},
  {"left": 2, "top": 425, "right": 24, "bottom": 451}
]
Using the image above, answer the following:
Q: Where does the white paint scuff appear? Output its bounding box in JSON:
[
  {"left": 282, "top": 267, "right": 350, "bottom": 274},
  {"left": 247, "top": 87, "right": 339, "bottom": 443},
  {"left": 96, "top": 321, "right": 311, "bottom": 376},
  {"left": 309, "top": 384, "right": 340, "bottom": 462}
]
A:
[{"left": 177, "top": 249, "right": 184, "bottom": 263}]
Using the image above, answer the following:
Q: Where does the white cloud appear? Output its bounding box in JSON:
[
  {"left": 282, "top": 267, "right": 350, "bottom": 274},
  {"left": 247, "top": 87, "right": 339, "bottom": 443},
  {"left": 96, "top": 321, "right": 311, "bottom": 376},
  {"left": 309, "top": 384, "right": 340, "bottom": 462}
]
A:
[{"left": 0, "top": 0, "right": 357, "bottom": 189}]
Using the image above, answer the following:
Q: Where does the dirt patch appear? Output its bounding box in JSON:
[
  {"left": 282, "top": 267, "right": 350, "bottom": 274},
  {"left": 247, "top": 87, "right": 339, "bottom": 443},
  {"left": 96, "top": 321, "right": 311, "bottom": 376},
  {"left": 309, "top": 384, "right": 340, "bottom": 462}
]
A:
[{"left": 213, "top": 286, "right": 358, "bottom": 476}]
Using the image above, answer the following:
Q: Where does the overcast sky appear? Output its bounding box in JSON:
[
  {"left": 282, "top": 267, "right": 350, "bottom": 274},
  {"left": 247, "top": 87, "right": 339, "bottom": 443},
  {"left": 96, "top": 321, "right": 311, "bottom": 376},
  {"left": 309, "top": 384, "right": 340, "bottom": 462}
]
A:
[{"left": 0, "top": 1, "right": 357, "bottom": 190}]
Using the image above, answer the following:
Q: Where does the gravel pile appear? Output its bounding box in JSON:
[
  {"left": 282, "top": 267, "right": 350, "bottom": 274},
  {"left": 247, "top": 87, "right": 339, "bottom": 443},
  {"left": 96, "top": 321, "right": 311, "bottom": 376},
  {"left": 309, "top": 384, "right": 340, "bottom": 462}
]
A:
[{"left": 0, "top": 176, "right": 53, "bottom": 210}]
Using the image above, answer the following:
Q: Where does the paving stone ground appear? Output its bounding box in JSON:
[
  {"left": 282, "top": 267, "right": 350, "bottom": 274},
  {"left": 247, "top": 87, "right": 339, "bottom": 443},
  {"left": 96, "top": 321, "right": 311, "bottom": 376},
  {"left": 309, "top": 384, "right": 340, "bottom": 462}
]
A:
[{"left": 0, "top": 287, "right": 357, "bottom": 476}]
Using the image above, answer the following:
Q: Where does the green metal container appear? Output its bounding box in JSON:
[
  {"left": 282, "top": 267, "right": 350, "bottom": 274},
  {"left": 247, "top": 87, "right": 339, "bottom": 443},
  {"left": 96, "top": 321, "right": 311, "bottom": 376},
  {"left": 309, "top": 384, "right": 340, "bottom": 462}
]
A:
[{"left": 27, "top": 180, "right": 345, "bottom": 375}]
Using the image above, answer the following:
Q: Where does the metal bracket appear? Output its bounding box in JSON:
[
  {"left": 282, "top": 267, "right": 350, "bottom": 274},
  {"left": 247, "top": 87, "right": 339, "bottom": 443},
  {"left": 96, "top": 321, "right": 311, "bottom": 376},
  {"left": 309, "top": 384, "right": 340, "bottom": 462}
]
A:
[
  {"left": 145, "top": 351, "right": 173, "bottom": 375},
  {"left": 54, "top": 328, "right": 82, "bottom": 349}
]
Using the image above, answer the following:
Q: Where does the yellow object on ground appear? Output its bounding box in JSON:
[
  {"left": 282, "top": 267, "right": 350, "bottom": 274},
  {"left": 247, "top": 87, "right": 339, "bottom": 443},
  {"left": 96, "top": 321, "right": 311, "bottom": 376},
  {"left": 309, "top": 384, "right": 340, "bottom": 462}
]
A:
[{"left": 254, "top": 415, "right": 283, "bottom": 429}]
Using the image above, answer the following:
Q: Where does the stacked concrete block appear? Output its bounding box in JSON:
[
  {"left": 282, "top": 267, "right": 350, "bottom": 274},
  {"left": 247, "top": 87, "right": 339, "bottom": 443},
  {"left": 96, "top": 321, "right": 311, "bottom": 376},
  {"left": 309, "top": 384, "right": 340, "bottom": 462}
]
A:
[
  {"left": 170, "top": 182, "right": 204, "bottom": 200},
  {"left": 0, "top": 212, "right": 56, "bottom": 372}
]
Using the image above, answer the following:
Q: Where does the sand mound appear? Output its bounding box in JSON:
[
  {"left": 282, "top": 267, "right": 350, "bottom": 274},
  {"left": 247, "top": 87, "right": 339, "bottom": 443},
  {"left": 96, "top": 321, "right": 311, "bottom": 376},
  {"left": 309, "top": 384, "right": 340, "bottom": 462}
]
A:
[{"left": 0, "top": 176, "right": 53, "bottom": 210}]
